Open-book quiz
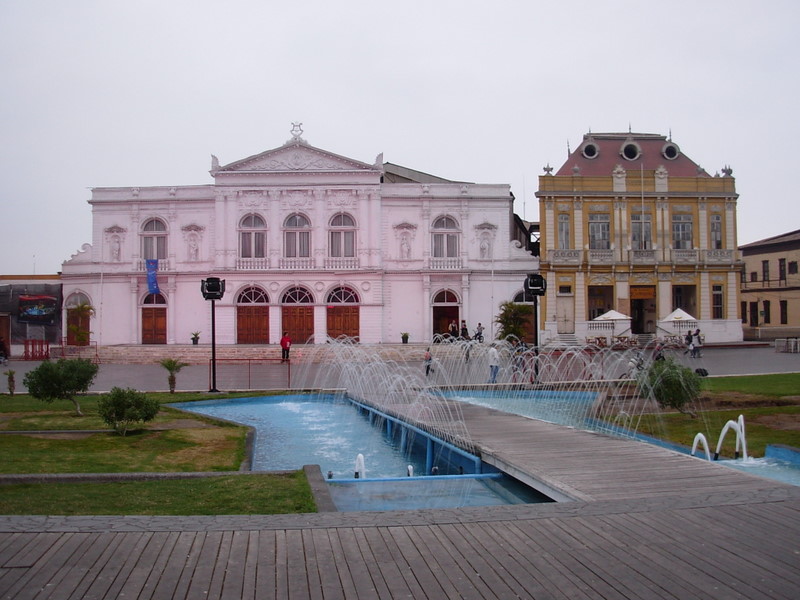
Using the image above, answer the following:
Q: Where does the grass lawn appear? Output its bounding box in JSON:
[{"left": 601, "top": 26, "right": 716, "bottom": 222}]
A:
[{"left": 0, "top": 472, "right": 316, "bottom": 516}]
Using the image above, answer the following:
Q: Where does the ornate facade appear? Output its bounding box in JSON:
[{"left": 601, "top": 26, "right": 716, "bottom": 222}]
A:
[
  {"left": 535, "top": 132, "right": 743, "bottom": 344},
  {"left": 61, "top": 127, "right": 536, "bottom": 346}
]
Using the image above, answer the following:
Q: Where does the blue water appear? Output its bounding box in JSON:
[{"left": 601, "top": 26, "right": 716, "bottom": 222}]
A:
[
  {"left": 720, "top": 457, "right": 800, "bottom": 486},
  {"left": 176, "top": 394, "right": 427, "bottom": 479}
]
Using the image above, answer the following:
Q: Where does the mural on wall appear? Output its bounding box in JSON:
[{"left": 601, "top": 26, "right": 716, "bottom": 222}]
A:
[{"left": 18, "top": 295, "right": 59, "bottom": 325}]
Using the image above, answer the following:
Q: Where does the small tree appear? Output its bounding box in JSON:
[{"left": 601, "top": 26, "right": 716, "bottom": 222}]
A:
[
  {"left": 641, "top": 357, "right": 701, "bottom": 417},
  {"left": 67, "top": 302, "right": 95, "bottom": 346},
  {"left": 494, "top": 301, "right": 533, "bottom": 341},
  {"left": 159, "top": 358, "right": 189, "bottom": 393},
  {"left": 3, "top": 370, "right": 15, "bottom": 396},
  {"left": 22, "top": 358, "right": 99, "bottom": 416},
  {"left": 97, "top": 387, "right": 160, "bottom": 436}
]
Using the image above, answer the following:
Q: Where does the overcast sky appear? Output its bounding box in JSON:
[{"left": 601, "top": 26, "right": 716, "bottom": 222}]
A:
[{"left": 2, "top": 0, "right": 798, "bottom": 275}]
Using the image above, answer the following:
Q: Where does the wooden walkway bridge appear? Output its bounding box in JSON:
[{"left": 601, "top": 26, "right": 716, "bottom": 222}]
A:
[{"left": 2, "top": 405, "right": 799, "bottom": 599}]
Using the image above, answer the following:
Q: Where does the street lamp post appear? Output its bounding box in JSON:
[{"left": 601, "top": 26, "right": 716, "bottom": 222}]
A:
[
  {"left": 201, "top": 277, "right": 226, "bottom": 392},
  {"left": 524, "top": 273, "right": 547, "bottom": 381}
]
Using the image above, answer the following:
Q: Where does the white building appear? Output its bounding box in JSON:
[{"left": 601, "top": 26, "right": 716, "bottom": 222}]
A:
[{"left": 61, "top": 126, "right": 537, "bottom": 346}]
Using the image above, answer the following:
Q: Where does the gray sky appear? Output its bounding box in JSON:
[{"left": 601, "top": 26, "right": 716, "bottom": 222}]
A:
[{"left": 2, "top": 0, "right": 798, "bottom": 275}]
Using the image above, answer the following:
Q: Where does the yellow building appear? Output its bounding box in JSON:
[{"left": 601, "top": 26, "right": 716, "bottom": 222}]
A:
[
  {"left": 740, "top": 229, "right": 800, "bottom": 341},
  {"left": 535, "top": 132, "right": 743, "bottom": 345}
]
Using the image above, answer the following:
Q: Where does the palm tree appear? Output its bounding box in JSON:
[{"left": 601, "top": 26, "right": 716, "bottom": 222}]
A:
[
  {"left": 159, "top": 358, "right": 189, "bottom": 393},
  {"left": 494, "top": 301, "right": 533, "bottom": 341},
  {"left": 67, "top": 301, "right": 95, "bottom": 346}
]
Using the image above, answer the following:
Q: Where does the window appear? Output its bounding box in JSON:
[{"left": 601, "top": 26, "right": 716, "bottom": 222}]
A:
[
  {"left": 780, "top": 300, "right": 788, "bottom": 325},
  {"left": 284, "top": 214, "right": 310, "bottom": 258},
  {"left": 631, "top": 213, "right": 652, "bottom": 250},
  {"left": 763, "top": 300, "right": 771, "bottom": 324},
  {"left": 141, "top": 218, "right": 167, "bottom": 260},
  {"left": 710, "top": 214, "right": 722, "bottom": 249},
  {"left": 432, "top": 216, "right": 459, "bottom": 257},
  {"left": 712, "top": 285, "right": 724, "bottom": 319},
  {"left": 433, "top": 289, "right": 459, "bottom": 303},
  {"left": 741, "top": 301, "right": 747, "bottom": 324},
  {"left": 750, "top": 272, "right": 758, "bottom": 283},
  {"left": 588, "top": 213, "right": 610, "bottom": 250},
  {"left": 327, "top": 287, "right": 359, "bottom": 303},
  {"left": 779, "top": 258, "right": 787, "bottom": 282},
  {"left": 558, "top": 214, "right": 571, "bottom": 250},
  {"left": 762, "top": 260, "right": 769, "bottom": 283},
  {"left": 282, "top": 287, "right": 313, "bottom": 303},
  {"left": 329, "top": 213, "right": 356, "bottom": 258},
  {"left": 239, "top": 214, "right": 266, "bottom": 259},
  {"left": 237, "top": 287, "right": 269, "bottom": 303},
  {"left": 789, "top": 261, "right": 798, "bottom": 275},
  {"left": 671, "top": 214, "right": 692, "bottom": 249}
]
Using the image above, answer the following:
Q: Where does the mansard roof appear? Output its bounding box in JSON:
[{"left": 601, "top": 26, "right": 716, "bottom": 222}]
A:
[
  {"left": 554, "top": 132, "right": 710, "bottom": 178},
  {"left": 211, "top": 137, "right": 382, "bottom": 177}
]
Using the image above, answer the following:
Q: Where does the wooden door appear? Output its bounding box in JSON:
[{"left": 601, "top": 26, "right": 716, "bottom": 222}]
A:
[
  {"left": 326, "top": 305, "right": 359, "bottom": 341},
  {"left": 237, "top": 305, "right": 269, "bottom": 344},
  {"left": 282, "top": 306, "right": 314, "bottom": 344},
  {"left": 556, "top": 296, "right": 575, "bottom": 334},
  {"left": 142, "top": 307, "right": 167, "bottom": 344},
  {"left": 66, "top": 309, "right": 91, "bottom": 346}
]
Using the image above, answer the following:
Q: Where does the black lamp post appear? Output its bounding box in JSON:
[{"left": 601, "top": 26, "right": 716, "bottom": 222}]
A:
[
  {"left": 201, "top": 277, "right": 225, "bottom": 392},
  {"left": 524, "top": 273, "right": 547, "bottom": 381}
]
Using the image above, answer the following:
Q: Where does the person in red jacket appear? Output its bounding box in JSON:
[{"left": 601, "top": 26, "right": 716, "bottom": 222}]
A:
[{"left": 280, "top": 331, "right": 292, "bottom": 362}]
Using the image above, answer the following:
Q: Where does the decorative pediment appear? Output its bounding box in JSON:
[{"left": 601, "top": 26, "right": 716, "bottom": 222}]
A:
[{"left": 212, "top": 140, "right": 380, "bottom": 175}]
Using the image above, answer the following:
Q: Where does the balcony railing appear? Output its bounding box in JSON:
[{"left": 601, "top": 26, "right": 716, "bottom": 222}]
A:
[
  {"left": 135, "top": 258, "right": 173, "bottom": 272},
  {"left": 236, "top": 257, "right": 270, "bottom": 270},
  {"left": 671, "top": 249, "right": 698, "bottom": 263},
  {"left": 279, "top": 257, "right": 315, "bottom": 270},
  {"left": 429, "top": 257, "right": 463, "bottom": 270},
  {"left": 548, "top": 249, "right": 582, "bottom": 265},
  {"left": 630, "top": 249, "right": 656, "bottom": 264},
  {"left": 324, "top": 257, "right": 360, "bottom": 270},
  {"left": 703, "top": 249, "right": 735, "bottom": 263},
  {"left": 588, "top": 249, "right": 614, "bottom": 264}
]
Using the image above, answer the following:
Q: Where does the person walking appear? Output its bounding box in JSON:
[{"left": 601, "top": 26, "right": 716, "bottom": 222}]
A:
[
  {"left": 691, "top": 329, "right": 703, "bottom": 358},
  {"left": 474, "top": 322, "right": 484, "bottom": 343},
  {"left": 487, "top": 344, "right": 500, "bottom": 383},
  {"left": 280, "top": 331, "right": 292, "bottom": 362},
  {"left": 424, "top": 347, "right": 434, "bottom": 376}
]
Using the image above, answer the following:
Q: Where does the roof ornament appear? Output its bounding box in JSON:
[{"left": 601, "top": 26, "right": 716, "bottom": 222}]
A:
[
  {"left": 290, "top": 122, "right": 305, "bottom": 142},
  {"left": 566, "top": 139, "right": 571, "bottom": 156},
  {"left": 721, "top": 165, "right": 733, "bottom": 177},
  {"left": 543, "top": 163, "right": 553, "bottom": 175}
]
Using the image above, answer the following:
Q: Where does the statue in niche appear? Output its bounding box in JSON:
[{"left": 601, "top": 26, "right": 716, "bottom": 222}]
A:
[
  {"left": 187, "top": 234, "right": 199, "bottom": 262},
  {"left": 480, "top": 236, "right": 491, "bottom": 259},
  {"left": 111, "top": 236, "right": 121, "bottom": 262},
  {"left": 400, "top": 235, "right": 411, "bottom": 260}
]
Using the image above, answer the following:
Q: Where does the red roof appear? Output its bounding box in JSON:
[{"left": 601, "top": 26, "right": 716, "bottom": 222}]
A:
[{"left": 554, "top": 132, "right": 709, "bottom": 178}]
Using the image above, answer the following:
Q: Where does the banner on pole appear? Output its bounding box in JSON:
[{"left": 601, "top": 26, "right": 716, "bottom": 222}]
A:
[{"left": 146, "top": 259, "right": 160, "bottom": 294}]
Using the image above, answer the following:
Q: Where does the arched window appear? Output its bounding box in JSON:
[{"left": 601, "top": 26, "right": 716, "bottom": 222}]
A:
[
  {"left": 282, "top": 287, "right": 314, "bottom": 303},
  {"left": 141, "top": 218, "right": 167, "bottom": 260},
  {"left": 239, "top": 214, "right": 267, "bottom": 258},
  {"left": 284, "top": 214, "right": 311, "bottom": 258},
  {"left": 143, "top": 293, "right": 167, "bottom": 305},
  {"left": 329, "top": 213, "right": 356, "bottom": 258},
  {"left": 514, "top": 290, "right": 535, "bottom": 303},
  {"left": 433, "top": 289, "right": 460, "bottom": 303},
  {"left": 327, "top": 287, "right": 359, "bottom": 303},
  {"left": 432, "top": 216, "right": 459, "bottom": 258},
  {"left": 237, "top": 287, "right": 269, "bottom": 304},
  {"left": 65, "top": 292, "right": 91, "bottom": 308}
]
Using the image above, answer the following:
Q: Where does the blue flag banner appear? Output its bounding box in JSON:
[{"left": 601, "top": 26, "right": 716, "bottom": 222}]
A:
[{"left": 146, "top": 259, "right": 160, "bottom": 294}]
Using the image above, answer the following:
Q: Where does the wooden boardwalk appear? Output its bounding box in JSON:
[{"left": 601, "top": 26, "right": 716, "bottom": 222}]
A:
[{"left": 2, "top": 406, "right": 799, "bottom": 599}]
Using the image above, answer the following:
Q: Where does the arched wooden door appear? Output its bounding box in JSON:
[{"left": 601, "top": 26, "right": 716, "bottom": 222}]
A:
[
  {"left": 142, "top": 293, "right": 167, "bottom": 344},
  {"left": 281, "top": 286, "right": 315, "bottom": 344},
  {"left": 326, "top": 286, "right": 360, "bottom": 341},
  {"left": 236, "top": 287, "right": 270, "bottom": 344},
  {"left": 65, "top": 293, "right": 93, "bottom": 346}
]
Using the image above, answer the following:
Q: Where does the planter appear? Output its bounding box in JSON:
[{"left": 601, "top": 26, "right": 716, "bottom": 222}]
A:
[
  {"left": 192, "top": 338, "right": 199, "bottom": 345},
  {"left": 401, "top": 336, "right": 409, "bottom": 344}
]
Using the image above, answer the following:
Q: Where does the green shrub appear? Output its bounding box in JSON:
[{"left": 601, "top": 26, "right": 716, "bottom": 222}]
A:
[
  {"left": 97, "top": 387, "right": 161, "bottom": 436},
  {"left": 641, "top": 357, "right": 701, "bottom": 417},
  {"left": 22, "top": 358, "right": 99, "bottom": 416}
]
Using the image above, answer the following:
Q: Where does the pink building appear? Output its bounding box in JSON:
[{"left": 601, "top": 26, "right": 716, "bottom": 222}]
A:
[{"left": 62, "top": 127, "right": 537, "bottom": 346}]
